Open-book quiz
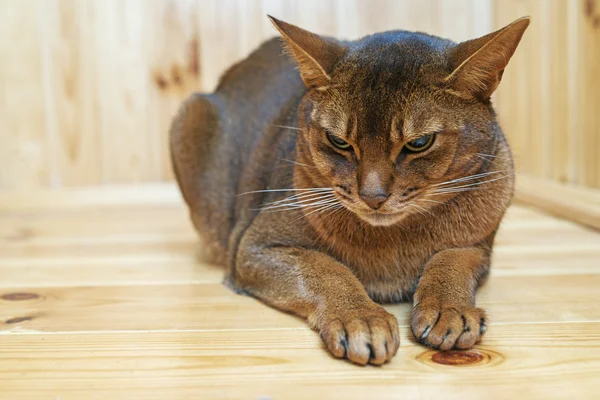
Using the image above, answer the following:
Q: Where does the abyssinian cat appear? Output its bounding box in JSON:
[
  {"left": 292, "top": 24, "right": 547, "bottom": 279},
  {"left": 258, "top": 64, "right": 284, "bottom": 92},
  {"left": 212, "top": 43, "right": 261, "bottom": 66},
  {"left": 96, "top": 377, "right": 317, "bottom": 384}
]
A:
[{"left": 170, "top": 15, "right": 529, "bottom": 365}]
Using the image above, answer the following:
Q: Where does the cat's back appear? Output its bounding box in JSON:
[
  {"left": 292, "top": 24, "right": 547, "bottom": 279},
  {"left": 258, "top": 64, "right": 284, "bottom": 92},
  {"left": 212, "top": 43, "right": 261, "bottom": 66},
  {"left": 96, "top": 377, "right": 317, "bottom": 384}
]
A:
[
  {"left": 172, "top": 38, "right": 306, "bottom": 263},
  {"left": 215, "top": 38, "right": 304, "bottom": 109}
]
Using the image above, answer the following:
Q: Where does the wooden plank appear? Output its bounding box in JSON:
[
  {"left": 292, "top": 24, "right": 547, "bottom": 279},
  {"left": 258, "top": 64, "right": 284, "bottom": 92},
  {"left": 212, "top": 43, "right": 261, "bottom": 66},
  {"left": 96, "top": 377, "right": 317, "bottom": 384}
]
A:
[
  {"left": 547, "top": 0, "right": 569, "bottom": 183},
  {"left": 0, "top": 184, "right": 598, "bottom": 398},
  {"left": 1, "top": 274, "right": 599, "bottom": 333},
  {"left": 0, "top": 0, "right": 50, "bottom": 190},
  {"left": 577, "top": 0, "right": 600, "bottom": 187},
  {"left": 38, "top": 0, "right": 102, "bottom": 187},
  {"left": 0, "top": 229, "right": 598, "bottom": 287},
  {"left": 0, "top": 323, "right": 599, "bottom": 399},
  {"left": 0, "top": 183, "right": 182, "bottom": 212},
  {"left": 515, "top": 175, "right": 600, "bottom": 231}
]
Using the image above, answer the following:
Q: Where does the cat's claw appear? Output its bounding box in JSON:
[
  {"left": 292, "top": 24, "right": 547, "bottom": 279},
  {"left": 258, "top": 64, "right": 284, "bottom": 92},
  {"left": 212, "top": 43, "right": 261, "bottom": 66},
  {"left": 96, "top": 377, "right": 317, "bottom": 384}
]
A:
[
  {"left": 411, "top": 301, "right": 487, "bottom": 351},
  {"left": 319, "top": 308, "right": 399, "bottom": 365}
]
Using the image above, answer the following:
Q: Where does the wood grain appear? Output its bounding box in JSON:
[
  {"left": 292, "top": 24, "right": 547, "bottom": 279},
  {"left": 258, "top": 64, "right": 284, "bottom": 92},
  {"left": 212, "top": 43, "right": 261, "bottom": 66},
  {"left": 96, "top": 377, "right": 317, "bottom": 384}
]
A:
[
  {"left": 1, "top": 324, "right": 599, "bottom": 399},
  {"left": 515, "top": 174, "right": 600, "bottom": 231},
  {"left": 494, "top": 0, "right": 600, "bottom": 189},
  {"left": 0, "top": 184, "right": 599, "bottom": 398},
  {"left": 1, "top": 0, "right": 599, "bottom": 235},
  {"left": 0, "top": 0, "right": 497, "bottom": 190},
  {"left": 0, "top": 0, "right": 49, "bottom": 189}
]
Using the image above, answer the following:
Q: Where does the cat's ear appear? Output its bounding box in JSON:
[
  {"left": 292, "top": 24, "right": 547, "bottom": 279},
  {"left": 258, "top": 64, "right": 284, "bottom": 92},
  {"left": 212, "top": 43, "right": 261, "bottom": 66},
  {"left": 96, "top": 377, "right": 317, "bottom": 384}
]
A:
[
  {"left": 445, "top": 17, "right": 530, "bottom": 100},
  {"left": 268, "top": 15, "right": 347, "bottom": 88}
]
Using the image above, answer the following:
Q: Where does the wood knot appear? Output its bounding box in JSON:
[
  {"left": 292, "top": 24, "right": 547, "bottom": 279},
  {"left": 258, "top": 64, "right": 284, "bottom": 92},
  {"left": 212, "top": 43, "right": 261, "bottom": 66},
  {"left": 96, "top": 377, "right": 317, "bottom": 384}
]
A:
[
  {"left": 5, "top": 316, "right": 33, "bottom": 324},
  {"left": 1, "top": 292, "right": 40, "bottom": 301},
  {"left": 171, "top": 65, "right": 183, "bottom": 86},
  {"left": 188, "top": 37, "right": 200, "bottom": 76},
  {"left": 585, "top": 0, "right": 600, "bottom": 28},
  {"left": 432, "top": 350, "right": 483, "bottom": 365},
  {"left": 417, "top": 348, "right": 503, "bottom": 367},
  {"left": 153, "top": 73, "right": 169, "bottom": 91}
]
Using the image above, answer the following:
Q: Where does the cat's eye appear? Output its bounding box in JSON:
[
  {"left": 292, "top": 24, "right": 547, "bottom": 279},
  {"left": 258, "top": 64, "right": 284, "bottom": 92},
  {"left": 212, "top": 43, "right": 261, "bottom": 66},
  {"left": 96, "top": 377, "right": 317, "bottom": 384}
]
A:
[
  {"left": 404, "top": 134, "right": 435, "bottom": 153},
  {"left": 326, "top": 131, "right": 351, "bottom": 150}
]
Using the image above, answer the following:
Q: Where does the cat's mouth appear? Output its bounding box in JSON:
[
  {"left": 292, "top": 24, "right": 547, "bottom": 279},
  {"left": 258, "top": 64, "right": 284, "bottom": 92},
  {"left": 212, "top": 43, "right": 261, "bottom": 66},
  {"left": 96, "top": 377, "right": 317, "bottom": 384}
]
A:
[
  {"left": 357, "top": 211, "right": 407, "bottom": 227},
  {"left": 334, "top": 191, "right": 410, "bottom": 226}
]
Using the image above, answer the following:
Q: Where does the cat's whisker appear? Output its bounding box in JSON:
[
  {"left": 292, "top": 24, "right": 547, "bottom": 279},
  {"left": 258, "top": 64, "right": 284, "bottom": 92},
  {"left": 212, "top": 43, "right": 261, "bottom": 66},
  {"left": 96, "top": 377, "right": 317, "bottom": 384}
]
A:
[
  {"left": 260, "top": 190, "right": 334, "bottom": 207},
  {"left": 406, "top": 203, "right": 427, "bottom": 218},
  {"left": 323, "top": 204, "right": 345, "bottom": 219},
  {"left": 236, "top": 187, "right": 333, "bottom": 196},
  {"left": 288, "top": 201, "right": 343, "bottom": 223},
  {"left": 272, "top": 124, "right": 303, "bottom": 132},
  {"left": 259, "top": 191, "right": 338, "bottom": 210},
  {"left": 417, "top": 198, "right": 446, "bottom": 205},
  {"left": 431, "top": 170, "right": 505, "bottom": 187},
  {"left": 278, "top": 158, "right": 315, "bottom": 169},
  {"left": 259, "top": 196, "right": 338, "bottom": 211},
  {"left": 439, "top": 174, "right": 512, "bottom": 190},
  {"left": 475, "top": 153, "right": 511, "bottom": 161},
  {"left": 260, "top": 203, "right": 338, "bottom": 214},
  {"left": 433, "top": 174, "right": 513, "bottom": 194},
  {"left": 302, "top": 202, "right": 343, "bottom": 218},
  {"left": 410, "top": 203, "right": 434, "bottom": 216}
]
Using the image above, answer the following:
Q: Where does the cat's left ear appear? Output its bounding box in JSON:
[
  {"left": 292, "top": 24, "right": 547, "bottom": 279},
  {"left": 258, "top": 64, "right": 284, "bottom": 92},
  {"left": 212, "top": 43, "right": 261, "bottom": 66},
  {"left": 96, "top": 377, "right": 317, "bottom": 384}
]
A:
[
  {"left": 268, "top": 15, "right": 348, "bottom": 88},
  {"left": 445, "top": 17, "right": 530, "bottom": 100}
]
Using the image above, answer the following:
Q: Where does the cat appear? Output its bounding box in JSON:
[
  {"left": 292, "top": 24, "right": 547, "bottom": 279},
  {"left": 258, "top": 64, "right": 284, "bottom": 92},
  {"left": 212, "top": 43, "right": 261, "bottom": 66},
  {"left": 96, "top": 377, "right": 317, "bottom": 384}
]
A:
[{"left": 170, "top": 15, "right": 529, "bottom": 365}]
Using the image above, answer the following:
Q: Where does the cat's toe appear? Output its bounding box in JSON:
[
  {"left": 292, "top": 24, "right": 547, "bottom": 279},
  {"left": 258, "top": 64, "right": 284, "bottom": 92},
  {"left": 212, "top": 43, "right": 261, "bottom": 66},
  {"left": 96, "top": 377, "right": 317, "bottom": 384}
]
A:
[
  {"left": 411, "top": 301, "right": 486, "bottom": 350},
  {"left": 320, "top": 308, "right": 399, "bottom": 365}
]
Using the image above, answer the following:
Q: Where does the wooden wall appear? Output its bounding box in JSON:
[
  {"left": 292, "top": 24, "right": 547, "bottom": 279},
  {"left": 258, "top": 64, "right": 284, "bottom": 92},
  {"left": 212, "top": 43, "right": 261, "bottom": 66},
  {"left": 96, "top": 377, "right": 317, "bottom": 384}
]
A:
[
  {"left": 0, "top": 0, "right": 598, "bottom": 191},
  {"left": 495, "top": 0, "right": 600, "bottom": 188}
]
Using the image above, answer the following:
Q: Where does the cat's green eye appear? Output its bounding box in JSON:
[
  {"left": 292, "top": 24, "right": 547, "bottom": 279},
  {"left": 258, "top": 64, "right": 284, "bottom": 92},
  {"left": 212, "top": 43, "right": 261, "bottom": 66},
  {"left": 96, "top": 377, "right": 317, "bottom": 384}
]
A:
[
  {"left": 404, "top": 134, "right": 435, "bottom": 153},
  {"left": 326, "top": 131, "right": 352, "bottom": 150}
]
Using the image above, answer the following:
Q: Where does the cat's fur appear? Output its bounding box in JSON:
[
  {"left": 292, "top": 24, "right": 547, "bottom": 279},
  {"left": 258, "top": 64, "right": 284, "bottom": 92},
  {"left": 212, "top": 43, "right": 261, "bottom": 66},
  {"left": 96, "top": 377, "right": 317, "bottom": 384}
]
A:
[{"left": 170, "top": 16, "right": 529, "bottom": 365}]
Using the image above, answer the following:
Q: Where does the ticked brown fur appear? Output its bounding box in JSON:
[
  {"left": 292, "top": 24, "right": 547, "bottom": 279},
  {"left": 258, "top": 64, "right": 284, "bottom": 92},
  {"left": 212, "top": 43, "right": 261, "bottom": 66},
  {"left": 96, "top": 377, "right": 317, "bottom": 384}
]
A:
[{"left": 170, "top": 16, "right": 529, "bottom": 365}]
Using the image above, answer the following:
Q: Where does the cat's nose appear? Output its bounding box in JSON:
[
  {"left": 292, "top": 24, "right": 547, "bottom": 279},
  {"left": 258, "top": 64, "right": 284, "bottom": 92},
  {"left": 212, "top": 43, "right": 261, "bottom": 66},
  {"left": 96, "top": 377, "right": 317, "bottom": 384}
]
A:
[{"left": 359, "top": 192, "right": 389, "bottom": 210}]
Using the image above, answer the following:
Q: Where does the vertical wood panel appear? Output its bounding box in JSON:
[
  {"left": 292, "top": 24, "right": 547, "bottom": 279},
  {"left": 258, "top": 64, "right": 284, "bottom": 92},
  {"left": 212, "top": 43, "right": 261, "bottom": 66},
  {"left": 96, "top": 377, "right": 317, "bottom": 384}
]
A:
[
  {"left": 0, "top": 0, "right": 598, "bottom": 191},
  {"left": 145, "top": 0, "right": 201, "bottom": 181},
  {"left": 0, "top": 0, "right": 49, "bottom": 189},
  {"left": 37, "top": 0, "right": 200, "bottom": 186},
  {"left": 578, "top": 0, "right": 600, "bottom": 187},
  {"left": 547, "top": 0, "right": 570, "bottom": 183},
  {"left": 40, "top": 0, "right": 101, "bottom": 187},
  {"left": 494, "top": 0, "right": 600, "bottom": 189}
]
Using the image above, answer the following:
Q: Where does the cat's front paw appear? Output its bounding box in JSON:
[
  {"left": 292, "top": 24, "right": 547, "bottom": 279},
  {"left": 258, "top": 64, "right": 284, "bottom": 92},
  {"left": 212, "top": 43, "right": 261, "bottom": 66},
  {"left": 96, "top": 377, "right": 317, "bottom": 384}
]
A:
[
  {"left": 411, "top": 300, "right": 487, "bottom": 350},
  {"left": 319, "top": 307, "right": 400, "bottom": 365}
]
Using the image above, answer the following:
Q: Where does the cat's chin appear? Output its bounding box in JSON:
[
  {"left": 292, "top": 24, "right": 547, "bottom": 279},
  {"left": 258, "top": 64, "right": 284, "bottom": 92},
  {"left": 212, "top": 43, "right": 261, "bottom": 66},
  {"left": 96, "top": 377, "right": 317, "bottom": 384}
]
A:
[{"left": 355, "top": 211, "right": 407, "bottom": 227}]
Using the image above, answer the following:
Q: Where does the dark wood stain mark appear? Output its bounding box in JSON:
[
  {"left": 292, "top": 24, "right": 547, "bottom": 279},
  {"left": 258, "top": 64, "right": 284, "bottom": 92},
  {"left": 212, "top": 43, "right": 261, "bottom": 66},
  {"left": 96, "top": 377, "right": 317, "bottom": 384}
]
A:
[
  {"left": 585, "top": 0, "right": 595, "bottom": 17},
  {"left": 431, "top": 350, "right": 484, "bottom": 366},
  {"left": 5, "top": 316, "right": 33, "bottom": 324},
  {"left": 1, "top": 292, "right": 40, "bottom": 301},
  {"left": 171, "top": 64, "right": 183, "bottom": 86},
  {"left": 188, "top": 37, "right": 200, "bottom": 77},
  {"left": 585, "top": 0, "right": 600, "bottom": 29},
  {"left": 154, "top": 73, "right": 168, "bottom": 91}
]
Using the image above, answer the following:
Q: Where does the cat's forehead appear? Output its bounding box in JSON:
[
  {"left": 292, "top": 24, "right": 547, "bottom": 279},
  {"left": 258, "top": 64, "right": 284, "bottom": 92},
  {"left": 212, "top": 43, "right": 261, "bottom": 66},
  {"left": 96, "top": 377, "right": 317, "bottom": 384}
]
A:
[
  {"left": 312, "top": 33, "right": 458, "bottom": 140},
  {"left": 337, "top": 31, "right": 453, "bottom": 81}
]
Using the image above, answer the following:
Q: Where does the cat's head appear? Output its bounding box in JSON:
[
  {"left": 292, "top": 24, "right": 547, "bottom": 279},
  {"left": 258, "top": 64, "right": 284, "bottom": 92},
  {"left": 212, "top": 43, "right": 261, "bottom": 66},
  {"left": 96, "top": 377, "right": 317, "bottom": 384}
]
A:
[{"left": 270, "top": 16, "right": 529, "bottom": 226}]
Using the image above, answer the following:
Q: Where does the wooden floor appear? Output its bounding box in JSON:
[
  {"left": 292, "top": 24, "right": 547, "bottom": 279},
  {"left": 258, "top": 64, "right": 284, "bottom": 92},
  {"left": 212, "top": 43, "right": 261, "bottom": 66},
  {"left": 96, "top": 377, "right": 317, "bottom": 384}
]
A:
[{"left": 1, "top": 184, "right": 599, "bottom": 399}]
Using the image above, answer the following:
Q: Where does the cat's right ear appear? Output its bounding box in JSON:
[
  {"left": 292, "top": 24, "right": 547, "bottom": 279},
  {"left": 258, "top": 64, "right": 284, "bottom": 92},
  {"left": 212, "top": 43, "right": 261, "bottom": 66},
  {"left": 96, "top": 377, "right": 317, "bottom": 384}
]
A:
[
  {"left": 445, "top": 17, "right": 530, "bottom": 100},
  {"left": 268, "top": 16, "right": 347, "bottom": 88}
]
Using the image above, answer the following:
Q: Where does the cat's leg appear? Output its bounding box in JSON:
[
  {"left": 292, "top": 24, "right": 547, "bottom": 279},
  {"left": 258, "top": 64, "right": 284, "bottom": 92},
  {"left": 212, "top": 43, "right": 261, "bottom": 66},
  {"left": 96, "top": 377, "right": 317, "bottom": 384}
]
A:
[
  {"left": 169, "top": 93, "right": 219, "bottom": 212},
  {"left": 410, "top": 247, "right": 491, "bottom": 350},
  {"left": 233, "top": 244, "right": 400, "bottom": 365},
  {"left": 170, "top": 93, "right": 230, "bottom": 263}
]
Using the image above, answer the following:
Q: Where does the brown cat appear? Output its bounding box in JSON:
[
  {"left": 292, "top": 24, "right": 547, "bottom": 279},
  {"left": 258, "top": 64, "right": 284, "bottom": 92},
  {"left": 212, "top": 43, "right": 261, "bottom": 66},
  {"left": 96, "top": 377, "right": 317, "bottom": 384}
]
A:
[{"left": 170, "top": 15, "right": 529, "bottom": 365}]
